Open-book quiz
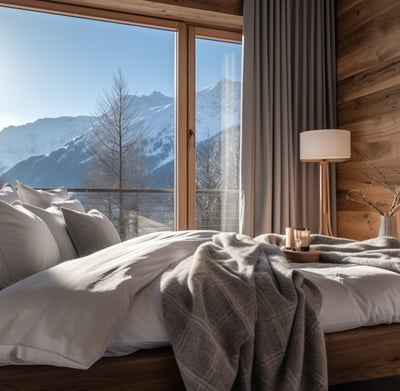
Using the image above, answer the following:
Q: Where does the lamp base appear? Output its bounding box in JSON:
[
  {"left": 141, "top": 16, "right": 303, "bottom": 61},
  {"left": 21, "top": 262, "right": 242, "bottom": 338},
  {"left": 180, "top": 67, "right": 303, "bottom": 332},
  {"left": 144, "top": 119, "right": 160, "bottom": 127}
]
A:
[
  {"left": 319, "top": 161, "right": 333, "bottom": 236},
  {"left": 319, "top": 212, "right": 333, "bottom": 236}
]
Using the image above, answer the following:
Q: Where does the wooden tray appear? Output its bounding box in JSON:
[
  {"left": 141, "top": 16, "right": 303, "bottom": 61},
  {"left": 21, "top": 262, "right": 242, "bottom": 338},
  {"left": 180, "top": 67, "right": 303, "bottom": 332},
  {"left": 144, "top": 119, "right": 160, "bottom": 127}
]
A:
[{"left": 283, "top": 249, "right": 320, "bottom": 263}]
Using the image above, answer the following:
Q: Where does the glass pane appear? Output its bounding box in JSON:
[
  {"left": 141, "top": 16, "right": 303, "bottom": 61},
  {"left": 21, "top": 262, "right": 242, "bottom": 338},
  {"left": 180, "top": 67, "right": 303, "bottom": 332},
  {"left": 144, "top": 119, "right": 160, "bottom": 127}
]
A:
[
  {"left": 0, "top": 7, "right": 176, "bottom": 239},
  {"left": 195, "top": 37, "right": 242, "bottom": 231}
]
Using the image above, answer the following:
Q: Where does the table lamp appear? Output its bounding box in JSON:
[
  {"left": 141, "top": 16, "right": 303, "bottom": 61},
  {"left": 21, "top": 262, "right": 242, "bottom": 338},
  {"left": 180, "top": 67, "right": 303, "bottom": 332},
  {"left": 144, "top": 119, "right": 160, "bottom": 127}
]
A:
[{"left": 300, "top": 129, "right": 351, "bottom": 236}]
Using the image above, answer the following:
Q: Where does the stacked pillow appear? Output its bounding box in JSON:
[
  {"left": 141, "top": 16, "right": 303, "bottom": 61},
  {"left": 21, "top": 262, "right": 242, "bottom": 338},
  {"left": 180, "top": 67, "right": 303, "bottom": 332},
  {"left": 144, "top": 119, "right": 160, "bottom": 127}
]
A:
[
  {"left": 61, "top": 208, "right": 121, "bottom": 257},
  {"left": 17, "top": 180, "right": 69, "bottom": 209},
  {"left": 0, "top": 183, "right": 20, "bottom": 204},
  {"left": 52, "top": 199, "right": 86, "bottom": 212},
  {"left": 22, "top": 204, "right": 78, "bottom": 261},
  {"left": 0, "top": 201, "right": 61, "bottom": 288},
  {"left": 0, "top": 181, "right": 122, "bottom": 288}
]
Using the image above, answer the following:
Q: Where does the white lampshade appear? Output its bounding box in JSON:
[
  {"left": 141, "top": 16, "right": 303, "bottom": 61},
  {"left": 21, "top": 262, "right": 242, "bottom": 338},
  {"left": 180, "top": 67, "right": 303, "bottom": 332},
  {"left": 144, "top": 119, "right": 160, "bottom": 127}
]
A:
[{"left": 300, "top": 129, "right": 351, "bottom": 162}]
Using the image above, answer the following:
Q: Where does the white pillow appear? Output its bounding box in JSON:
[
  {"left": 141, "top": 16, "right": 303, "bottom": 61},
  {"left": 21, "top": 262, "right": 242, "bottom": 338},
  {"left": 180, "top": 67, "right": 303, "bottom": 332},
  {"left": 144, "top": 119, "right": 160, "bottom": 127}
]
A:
[
  {"left": 0, "top": 201, "right": 61, "bottom": 288},
  {"left": 23, "top": 204, "right": 78, "bottom": 261},
  {"left": 51, "top": 199, "right": 85, "bottom": 213},
  {"left": 62, "top": 208, "right": 121, "bottom": 257},
  {"left": 0, "top": 183, "right": 20, "bottom": 204},
  {"left": 17, "top": 180, "right": 69, "bottom": 208}
]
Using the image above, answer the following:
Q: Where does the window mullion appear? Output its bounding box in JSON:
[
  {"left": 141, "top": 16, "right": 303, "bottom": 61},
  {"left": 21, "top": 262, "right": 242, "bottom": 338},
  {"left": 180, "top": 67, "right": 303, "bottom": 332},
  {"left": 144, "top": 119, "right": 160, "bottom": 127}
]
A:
[
  {"left": 175, "top": 22, "right": 190, "bottom": 230},
  {"left": 186, "top": 26, "right": 197, "bottom": 230}
]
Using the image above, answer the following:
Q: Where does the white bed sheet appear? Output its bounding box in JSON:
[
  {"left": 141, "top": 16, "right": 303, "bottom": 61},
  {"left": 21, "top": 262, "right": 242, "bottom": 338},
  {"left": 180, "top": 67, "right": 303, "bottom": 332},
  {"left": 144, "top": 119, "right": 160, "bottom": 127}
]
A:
[{"left": 106, "top": 261, "right": 400, "bottom": 356}]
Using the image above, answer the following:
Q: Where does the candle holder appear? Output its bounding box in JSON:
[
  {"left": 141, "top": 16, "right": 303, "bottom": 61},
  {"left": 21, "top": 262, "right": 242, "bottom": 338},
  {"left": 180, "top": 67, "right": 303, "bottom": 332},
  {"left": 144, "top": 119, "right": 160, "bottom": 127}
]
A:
[{"left": 294, "top": 228, "right": 311, "bottom": 251}]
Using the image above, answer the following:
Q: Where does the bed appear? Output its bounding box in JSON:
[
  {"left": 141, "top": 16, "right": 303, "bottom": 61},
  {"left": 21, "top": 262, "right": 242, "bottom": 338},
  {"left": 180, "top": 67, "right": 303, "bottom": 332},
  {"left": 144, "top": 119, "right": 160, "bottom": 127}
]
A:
[
  {"left": 0, "top": 234, "right": 400, "bottom": 390},
  {"left": 1, "top": 183, "right": 400, "bottom": 389}
]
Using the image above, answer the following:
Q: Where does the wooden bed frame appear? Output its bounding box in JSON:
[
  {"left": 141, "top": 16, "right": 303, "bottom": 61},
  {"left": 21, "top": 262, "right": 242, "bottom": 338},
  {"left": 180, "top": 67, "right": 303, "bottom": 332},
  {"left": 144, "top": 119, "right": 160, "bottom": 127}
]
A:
[
  {"left": 1, "top": 324, "right": 400, "bottom": 390},
  {"left": 325, "top": 323, "right": 400, "bottom": 384}
]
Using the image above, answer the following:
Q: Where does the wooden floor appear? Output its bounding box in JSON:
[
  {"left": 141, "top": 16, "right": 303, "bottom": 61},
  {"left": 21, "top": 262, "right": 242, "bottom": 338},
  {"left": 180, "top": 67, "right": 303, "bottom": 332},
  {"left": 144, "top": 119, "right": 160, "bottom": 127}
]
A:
[{"left": 329, "top": 376, "right": 400, "bottom": 391}]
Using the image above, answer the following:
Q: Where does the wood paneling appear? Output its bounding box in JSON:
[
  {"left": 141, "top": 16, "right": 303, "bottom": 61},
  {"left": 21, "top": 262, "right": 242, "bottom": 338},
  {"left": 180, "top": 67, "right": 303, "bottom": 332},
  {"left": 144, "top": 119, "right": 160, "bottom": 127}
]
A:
[
  {"left": 0, "top": 0, "right": 243, "bottom": 30},
  {"left": 337, "top": 55, "right": 400, "bottom": 104},
  {"left": 138, "top": 0, "right": 242, "bottom": 16},
  {"left": 336, "top": 0, "right": 400, "bottom": 240},
  {"left": 337, "top": 2, "right": 400, "bottom": 80}
]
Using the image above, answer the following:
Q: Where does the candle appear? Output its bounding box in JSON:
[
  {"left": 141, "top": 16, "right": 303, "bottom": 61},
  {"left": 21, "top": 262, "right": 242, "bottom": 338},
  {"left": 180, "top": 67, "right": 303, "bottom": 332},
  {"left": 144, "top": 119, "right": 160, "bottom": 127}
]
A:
[{"left": 285, "top": 227, "right": 295, "bottom": 250}]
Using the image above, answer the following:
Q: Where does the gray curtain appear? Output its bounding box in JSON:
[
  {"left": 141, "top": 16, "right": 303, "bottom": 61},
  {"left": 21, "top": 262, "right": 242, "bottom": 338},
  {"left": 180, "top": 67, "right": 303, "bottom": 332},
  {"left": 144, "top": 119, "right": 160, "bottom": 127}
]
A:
[{"left": 240, "top": 0, "right": 337, "bottom": 236}]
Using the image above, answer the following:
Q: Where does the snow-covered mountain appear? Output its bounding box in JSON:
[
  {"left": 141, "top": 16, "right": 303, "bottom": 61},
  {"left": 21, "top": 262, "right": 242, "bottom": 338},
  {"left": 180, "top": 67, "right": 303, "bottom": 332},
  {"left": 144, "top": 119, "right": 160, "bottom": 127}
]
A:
[
  {"left": 0, "top": 116, "right": 96, "bottom": 171},
  {"left": 2, "top": 79, "right": 241, "bottom": 188},
  {"left": 4, "top": 135, "right": 92, "bottom": 187}
]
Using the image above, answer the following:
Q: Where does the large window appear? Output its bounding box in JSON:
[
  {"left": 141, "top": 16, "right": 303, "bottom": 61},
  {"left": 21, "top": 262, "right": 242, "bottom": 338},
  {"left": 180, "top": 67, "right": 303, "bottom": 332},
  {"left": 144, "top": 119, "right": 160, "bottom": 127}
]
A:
[{"left": 0, "top": 5, "right": 242, "bottom": 238}]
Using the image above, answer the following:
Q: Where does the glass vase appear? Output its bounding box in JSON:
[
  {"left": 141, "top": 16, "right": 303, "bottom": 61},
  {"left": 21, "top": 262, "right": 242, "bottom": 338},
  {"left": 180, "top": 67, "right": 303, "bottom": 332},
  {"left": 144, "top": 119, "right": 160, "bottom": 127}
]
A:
[{"left": 378, "top": 215, "right": 398, "bottom": 239}]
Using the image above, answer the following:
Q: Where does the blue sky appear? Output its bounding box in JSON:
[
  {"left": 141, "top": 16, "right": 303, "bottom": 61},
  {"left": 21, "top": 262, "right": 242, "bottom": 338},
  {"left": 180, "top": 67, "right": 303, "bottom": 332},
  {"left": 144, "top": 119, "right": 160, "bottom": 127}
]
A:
[{"left": 0, "top": 6, "right": 242, "bottom": 131}]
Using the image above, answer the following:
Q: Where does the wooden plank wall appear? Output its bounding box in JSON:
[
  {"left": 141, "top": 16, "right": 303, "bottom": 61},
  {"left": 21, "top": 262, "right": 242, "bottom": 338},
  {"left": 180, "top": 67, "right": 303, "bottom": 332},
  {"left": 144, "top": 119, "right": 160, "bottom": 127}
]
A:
[
  {"left": 336, "top": 0, "right": 400, "bottom": 240},
  {"left": 0, "top": 0, "right": 243, "bottom": 30}
]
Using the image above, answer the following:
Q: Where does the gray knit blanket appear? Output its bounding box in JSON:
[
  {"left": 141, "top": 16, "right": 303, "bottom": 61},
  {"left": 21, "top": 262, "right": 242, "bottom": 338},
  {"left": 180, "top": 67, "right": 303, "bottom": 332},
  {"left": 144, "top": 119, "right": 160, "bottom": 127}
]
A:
[
  {"left": 257, "top": 233, "right": 400, "bottom": 274},
  {"left": 161, "top": 233, "right": 327, "bottom": 391}
]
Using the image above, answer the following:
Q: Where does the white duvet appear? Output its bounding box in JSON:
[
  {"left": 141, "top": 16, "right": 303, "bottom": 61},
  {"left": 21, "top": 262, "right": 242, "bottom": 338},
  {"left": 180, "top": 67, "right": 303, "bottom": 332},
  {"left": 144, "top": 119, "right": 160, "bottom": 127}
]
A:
[
  {"left": 1, "top": 230, "right": 400, "bottom": 369},
  {"left": 0, "top": 230, "right": 216, "bottom": 369}
]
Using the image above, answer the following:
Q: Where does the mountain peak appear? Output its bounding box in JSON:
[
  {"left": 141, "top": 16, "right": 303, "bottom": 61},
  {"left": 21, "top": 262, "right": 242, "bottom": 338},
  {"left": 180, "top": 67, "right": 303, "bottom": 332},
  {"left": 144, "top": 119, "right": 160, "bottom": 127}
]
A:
[{"left": 199, "top": 79, "right": 240, "bottom": 93}]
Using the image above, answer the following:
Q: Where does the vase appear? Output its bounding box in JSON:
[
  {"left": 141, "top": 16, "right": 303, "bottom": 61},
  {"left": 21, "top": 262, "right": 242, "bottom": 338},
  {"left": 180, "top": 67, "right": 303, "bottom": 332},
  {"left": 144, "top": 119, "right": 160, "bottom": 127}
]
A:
[{"left": 378, "top": 215, "right": 398, "bottom": 239}]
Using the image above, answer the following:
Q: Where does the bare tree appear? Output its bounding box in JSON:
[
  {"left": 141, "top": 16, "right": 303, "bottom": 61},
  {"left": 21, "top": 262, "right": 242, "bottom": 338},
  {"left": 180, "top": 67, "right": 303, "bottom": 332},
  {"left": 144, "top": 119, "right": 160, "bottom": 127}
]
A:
[
  {"left": 196, "top": 124, "right": 240, "bottom": 231},
  {"left": 220, "top": 125, "right": 240, "bottom": 231},
  {"left": 81, "top": 70, "right": 147, "bottom": 239},
  {"left": 196, "top": 125, "right": 221, "bottom": 230}
]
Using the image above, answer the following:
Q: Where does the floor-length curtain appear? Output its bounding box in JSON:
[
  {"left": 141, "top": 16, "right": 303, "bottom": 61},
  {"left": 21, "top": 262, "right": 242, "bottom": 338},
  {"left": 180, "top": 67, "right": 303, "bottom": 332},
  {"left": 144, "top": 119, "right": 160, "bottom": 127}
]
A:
[{"left": 240, "top": 0, "right": 337, "bottom": 236}]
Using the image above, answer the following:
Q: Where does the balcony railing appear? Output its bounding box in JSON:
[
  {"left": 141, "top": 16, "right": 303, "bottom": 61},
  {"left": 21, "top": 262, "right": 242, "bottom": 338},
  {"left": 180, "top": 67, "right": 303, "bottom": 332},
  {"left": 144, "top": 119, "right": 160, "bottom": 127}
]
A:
[{"left": 48, "top": 187, "right": 239, "bottom": 239}]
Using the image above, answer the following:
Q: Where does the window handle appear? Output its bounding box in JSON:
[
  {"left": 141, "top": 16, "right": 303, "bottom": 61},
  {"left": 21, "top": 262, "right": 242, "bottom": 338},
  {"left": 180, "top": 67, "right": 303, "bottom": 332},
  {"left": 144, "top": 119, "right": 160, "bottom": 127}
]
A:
[{"left": 188, "top": 128, "right": 195, "bottom": 144}]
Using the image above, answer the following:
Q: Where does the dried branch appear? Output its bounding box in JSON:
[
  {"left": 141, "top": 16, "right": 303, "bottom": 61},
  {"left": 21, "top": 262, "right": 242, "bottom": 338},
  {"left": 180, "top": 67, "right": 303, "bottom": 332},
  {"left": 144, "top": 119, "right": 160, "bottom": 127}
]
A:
[
  {"left": 347, "top": 153, "right": 400, "bottom": 216},
  {"left": 347, "top": 189, "right": 387, "bottom": 215}
]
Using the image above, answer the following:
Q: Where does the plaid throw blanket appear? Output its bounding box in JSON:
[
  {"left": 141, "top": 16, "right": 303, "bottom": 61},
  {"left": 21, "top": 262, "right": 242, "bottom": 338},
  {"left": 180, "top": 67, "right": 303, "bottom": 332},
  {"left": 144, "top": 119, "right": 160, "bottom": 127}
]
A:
[
  {"left": 161, "top": 233, "right": 327, "bottom": 391},
  {"left": 257, "top": 233, "right": 400, "bottom": 274},
  {"left": 311, "top": 235, "right": 400, "bottom": 273}
]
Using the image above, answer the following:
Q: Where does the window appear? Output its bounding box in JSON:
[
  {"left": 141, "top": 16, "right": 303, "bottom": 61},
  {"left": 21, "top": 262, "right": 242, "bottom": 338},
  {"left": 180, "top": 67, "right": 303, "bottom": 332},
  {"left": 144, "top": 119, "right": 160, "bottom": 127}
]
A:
[
  {"left": 0, "top": 5, "right": 242, "bottom": 238},
  {"left": 192, "top": 31, "right": 242, "bottom": 231}
]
